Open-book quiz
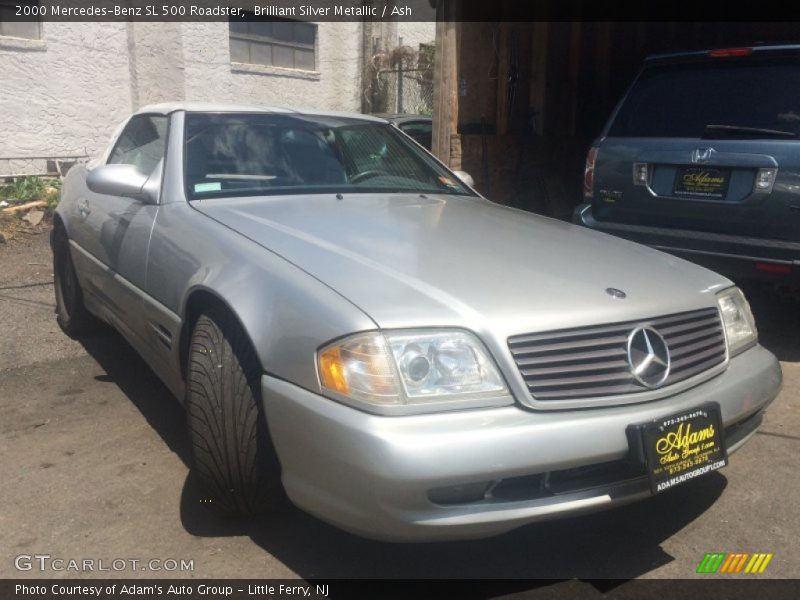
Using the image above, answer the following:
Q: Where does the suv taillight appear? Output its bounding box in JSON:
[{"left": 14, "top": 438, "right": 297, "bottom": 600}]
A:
[
  {"left": 584, "top": 147, "right": 599, "bottom": 199},
  {"left": 708, "top": 47, "right": 753, "bottom": 58}
]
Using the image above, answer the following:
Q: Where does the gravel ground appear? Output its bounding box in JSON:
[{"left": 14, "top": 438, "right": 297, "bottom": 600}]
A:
[{"left": 0, "top": 226, "right": 797, "bottom": 584}]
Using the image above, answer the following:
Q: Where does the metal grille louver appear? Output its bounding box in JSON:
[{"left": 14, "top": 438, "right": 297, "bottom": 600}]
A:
[{"left": 508, "top": 307, "right": 726, "bottom": 401}]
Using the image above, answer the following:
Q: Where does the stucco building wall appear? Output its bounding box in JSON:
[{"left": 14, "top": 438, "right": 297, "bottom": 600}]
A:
[
  {"left": 179, "top": 21, "right": 363, "bottom": 112},
  {"left": 0, "top": 21, "right": 433, "bottom": 176},
  {"left": 129, "top": 22, "right": 187, "bottom": 109},
  {"left": 0, "top": 23, "right": 133, "bottom": 176},
  {"left": 397, "top": 21, "right": 435, "bottom": 50}
]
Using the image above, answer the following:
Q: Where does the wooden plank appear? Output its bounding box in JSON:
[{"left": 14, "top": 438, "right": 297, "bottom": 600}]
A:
[
  {"left": 595, "top": 22, "right": 613, "bottom": 113},
  {"left": 431, "top": 0, "right": 459, "bottom": 165},
  {"left": 529, "top": 22, "right": 549, "bottom": 136},
  {"left": 2, "top": 200, "right": 47, "bottom": 213},
  {"left": 495, "top": 23, "right": 511, "bottom": 136},
  {"left": 567, "top": 21, "right": 582, "bottom": 136}
]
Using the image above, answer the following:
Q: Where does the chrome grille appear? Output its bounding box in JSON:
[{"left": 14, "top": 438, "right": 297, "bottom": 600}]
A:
[{"left": 508, "top": 308, "right": 726, "bottom": 401}]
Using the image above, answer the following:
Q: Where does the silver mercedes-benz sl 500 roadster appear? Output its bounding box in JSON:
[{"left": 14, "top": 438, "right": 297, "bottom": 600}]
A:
[{"left": 52, "top": 103, "right": 781, "bottom": 541}]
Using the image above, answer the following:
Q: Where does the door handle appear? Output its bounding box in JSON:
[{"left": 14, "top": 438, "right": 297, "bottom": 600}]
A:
[{"left": 78, "top": 198, "right": 90, "bottom": 217}]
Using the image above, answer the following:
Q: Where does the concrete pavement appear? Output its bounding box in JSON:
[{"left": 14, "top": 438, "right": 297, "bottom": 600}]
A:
[{"left": 1, "top": 228, "right": 797, "bottom": 582}]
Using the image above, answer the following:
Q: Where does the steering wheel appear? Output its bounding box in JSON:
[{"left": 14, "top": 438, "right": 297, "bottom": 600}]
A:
[{"left": 349, "top": 170, "right": 390, "bottom": 184}]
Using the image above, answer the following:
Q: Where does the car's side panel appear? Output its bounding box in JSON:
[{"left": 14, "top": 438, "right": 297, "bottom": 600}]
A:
[
  {"left": 129, "top": 110, "right": 374, "bottom": 397},
  {"left": 59, "top": 144, "right": 177, "bottom": 395},
  {"left": 143, "top": 200, "right": 377, "bottom": 397},
  {"left": 59, "top": 110, "right": 376, "bottom": 402},
  {"left": 57, "top": 115, "right": 164, "bottom": 352},
  {"left": 66, "top": 236, "right": 114, "bottom": 320},
  {"left": 60, "top": 173, "right": 160, "bottom": 349},
  {"left": 66, "top": 240, "right": 185, "bottom": 399},
  {"left": 143, "top": 203, "right": 375, "bottom": 398}
]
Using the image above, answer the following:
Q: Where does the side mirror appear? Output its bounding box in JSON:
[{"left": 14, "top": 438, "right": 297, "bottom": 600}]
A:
[
  {"left": 453, "top": 170, "right": 475, "bottom": 187},
  {"left": 86, "top": 164, "right": 158, "bottom": 203}
]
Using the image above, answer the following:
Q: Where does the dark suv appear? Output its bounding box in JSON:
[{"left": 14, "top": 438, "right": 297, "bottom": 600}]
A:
[{"left": 574, "top": 45, "right": 800, "bottom": 283}]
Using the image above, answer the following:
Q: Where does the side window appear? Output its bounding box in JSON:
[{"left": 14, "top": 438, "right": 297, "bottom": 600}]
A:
[
  {"left": 399, "top": 121, "right": 432, "bottom": 136},
  {"left": 108, "top": 115, "right": 168, "bottom": 176},
  {"left": 399, "top": 121, "right": 433, "bottom": 149},
  {"left": 229, "top": 18, "right": 317, "bottom": 71},
  {"left": 0, "top": 1, "right": 42, "bottom": 40}
]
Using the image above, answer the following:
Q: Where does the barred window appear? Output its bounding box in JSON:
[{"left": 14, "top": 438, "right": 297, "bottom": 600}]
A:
[
  {"left": 0, "top": 0, "right": 42, "bottom": 40},
  {"left": 229, "top": 18, "right": 316, "bottom": 71}
]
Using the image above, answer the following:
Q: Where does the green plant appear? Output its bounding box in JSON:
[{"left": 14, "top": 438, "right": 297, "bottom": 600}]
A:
[{"left": 0, "top": 176, "right": 61, "bottom": 205}]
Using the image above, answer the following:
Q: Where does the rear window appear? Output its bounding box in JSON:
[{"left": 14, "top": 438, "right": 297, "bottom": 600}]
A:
[{"left": 608, "top": 57, "right": 800, "bottom": 138}]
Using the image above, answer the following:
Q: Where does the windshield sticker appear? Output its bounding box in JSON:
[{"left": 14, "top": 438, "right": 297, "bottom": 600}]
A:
[
  {"left": 438, "top": 176, "right": 458, "bottom": 188},
  {"left": 194, "top": 182, "right": 222, "bottom": 193}
]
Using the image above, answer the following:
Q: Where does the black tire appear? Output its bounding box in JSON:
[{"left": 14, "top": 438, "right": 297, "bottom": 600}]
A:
[
  {"left": 52, "top": 225, "right": 100, "bottom": 337},
  {"left": 186, "top": 307, "right": 284, "bottom": 516}
]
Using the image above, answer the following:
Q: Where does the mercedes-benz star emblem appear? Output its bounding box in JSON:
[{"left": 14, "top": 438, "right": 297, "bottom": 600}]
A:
[{"left": 627, "top": 327, "right": 671, "bottom": 388}]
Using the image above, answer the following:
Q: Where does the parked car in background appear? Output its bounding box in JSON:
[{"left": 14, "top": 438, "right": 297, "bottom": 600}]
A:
[
  {"left": 53, "top": 103, "right": 780, "bottom": 541},
  {"left": 574, "top": 44, "right": 800, "bottom": 285},
  {"left": 380, "top": 114, "right": 433, "bottom": 149}
]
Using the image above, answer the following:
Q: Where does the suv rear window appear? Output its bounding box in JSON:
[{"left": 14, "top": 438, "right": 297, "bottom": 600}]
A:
[{"left": 608, "top": 57, "right": 800, "bottom": 138}]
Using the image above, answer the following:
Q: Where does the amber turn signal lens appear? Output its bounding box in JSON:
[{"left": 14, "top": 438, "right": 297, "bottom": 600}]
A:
[{"left": 319, "top": 346, "right": 350, "bottom": 395}]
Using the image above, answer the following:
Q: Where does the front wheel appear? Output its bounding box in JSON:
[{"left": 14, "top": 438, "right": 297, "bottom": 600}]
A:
[{"left": 186, "top": 308, "right": 284, "bottom": 516}]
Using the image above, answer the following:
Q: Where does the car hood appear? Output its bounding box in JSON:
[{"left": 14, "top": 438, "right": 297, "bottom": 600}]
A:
[{"left": 192, "top": 193, "right": 731, "bottom": 338}]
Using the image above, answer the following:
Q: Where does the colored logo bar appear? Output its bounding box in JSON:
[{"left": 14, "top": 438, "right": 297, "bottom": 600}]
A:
[{"left": 697, "top": 553, "right": 774, "bottom": 574}]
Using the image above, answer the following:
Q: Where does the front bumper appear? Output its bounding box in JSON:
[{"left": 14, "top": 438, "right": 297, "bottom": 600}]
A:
[
  {"left": 262, "top": 345, "right": 781, "bottom": 542},
  {"left": 573, "top": 203, "right": 800, "bottom": 282}
]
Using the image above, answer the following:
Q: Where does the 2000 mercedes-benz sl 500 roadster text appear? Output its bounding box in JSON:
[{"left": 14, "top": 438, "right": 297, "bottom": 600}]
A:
[{"left": 53, "top": 103, "right": 782, "bottom": 541}]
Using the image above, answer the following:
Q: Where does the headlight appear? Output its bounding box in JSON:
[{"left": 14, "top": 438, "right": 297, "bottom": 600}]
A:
[
  {"left": 317, "top": 329, "right": 512, "bottom": 414},
  {"left": 716, "top": 287, "right": 757, "bottom": 356}
]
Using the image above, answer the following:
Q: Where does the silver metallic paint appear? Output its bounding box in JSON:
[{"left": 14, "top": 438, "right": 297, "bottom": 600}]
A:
[
  {"left": 263, "top": 346, "right": 781, "bottom": 541},
  {"left": 194, "top": 191, "right": 736, "bottom": 410},
  {"left": 86, "top": 163, "right": 157, "bottom": 204},
  {"left": 56, "top": 103, "right": 782, "bottom": 541}
]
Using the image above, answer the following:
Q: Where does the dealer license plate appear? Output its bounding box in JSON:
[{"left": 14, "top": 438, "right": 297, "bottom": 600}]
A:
[
  {"left": 674, "top": 166, "right": 731, "bottom": 199},
  {"left": 637, "top": 403, "right": 728, "bottom": 494}
]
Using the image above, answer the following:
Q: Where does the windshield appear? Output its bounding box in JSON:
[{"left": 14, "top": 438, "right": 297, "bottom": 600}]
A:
[
  {"left": 184, "top": 113, "right": 472, "bottom": 199},
  {"left": 608, "top": 56, "right": 800, "bottom": 138}
]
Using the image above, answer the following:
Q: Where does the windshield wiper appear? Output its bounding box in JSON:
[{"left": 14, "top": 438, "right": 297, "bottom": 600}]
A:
[{"left": 702, "top": 124, "right": 798, "bottom": 139}]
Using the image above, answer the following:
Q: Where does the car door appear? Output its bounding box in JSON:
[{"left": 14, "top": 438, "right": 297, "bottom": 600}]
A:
[{"left": 76, "top": 113, "right": 168, "bottom": 345}]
